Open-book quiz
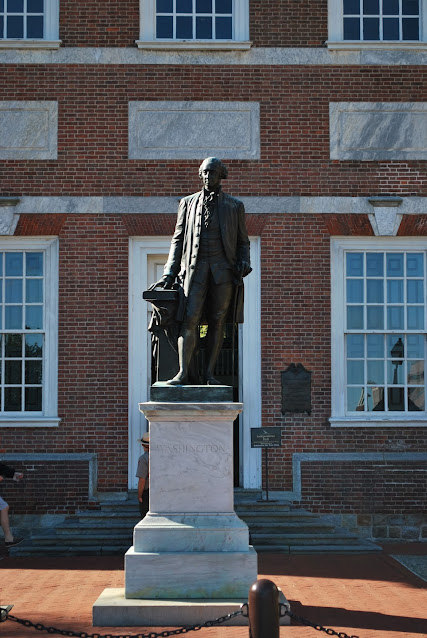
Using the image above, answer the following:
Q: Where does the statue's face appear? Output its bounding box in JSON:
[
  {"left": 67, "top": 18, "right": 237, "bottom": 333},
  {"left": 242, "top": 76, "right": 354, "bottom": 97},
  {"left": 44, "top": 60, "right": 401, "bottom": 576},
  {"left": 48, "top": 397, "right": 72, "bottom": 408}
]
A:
[{"left": 200, "top": 161, "right": 222, "bottom": 192}]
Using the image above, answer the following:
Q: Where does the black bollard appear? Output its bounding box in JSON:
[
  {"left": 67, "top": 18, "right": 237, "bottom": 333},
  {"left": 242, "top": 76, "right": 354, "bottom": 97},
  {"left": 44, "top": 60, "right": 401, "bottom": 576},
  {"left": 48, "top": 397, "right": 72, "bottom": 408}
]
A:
[{"left": 248, "top": 579, "right": 280, "bottom": 638}]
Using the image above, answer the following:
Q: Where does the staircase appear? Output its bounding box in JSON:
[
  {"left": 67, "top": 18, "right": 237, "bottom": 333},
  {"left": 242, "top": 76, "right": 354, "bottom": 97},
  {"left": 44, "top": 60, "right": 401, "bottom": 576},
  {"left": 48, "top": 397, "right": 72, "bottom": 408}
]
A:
[{"left": 10, "top": 495, "right": 380, "bottom": 557}]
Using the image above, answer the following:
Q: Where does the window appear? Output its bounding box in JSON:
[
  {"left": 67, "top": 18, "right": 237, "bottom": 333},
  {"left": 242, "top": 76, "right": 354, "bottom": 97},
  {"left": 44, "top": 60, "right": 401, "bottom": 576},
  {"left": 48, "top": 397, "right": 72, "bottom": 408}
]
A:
[
  {"left": 331, "top": 238, "right": 427, "bottom": 427},
  {"left": 328, "top": 0, "right": 427, "bottom": 48},
  {"left": 137, "top": 0, "right": 250, "bottom": 49},
  {"left": 0, "top": 238, "right": 59, "bottom": 427},
  {"left": 0, "top": 0, "right": 60, "bottom": 48}
]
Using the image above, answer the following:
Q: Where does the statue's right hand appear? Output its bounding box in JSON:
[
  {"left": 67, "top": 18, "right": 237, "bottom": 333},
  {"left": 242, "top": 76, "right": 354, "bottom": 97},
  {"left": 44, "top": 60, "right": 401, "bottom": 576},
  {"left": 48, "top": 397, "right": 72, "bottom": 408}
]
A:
[{"left": 148, "top": 274, "right": 175, "bottom": 290}]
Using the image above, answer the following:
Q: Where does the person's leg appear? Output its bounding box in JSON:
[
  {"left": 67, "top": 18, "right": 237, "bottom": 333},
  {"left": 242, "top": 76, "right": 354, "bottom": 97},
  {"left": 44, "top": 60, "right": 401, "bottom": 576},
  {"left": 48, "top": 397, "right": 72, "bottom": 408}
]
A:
[
  {"left": 205, "top": 281, "right": 234, "bottom": 383},
  {"left": 0, "top": 498, "right": 13, "bottom": 542}
]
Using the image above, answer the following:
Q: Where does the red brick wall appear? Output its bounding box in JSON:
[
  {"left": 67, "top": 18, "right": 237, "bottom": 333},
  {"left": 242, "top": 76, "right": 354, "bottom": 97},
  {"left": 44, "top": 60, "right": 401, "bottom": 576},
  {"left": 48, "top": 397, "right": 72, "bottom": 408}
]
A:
[{"left": 1, "top": 65, "right": 426, "bottom": 198}]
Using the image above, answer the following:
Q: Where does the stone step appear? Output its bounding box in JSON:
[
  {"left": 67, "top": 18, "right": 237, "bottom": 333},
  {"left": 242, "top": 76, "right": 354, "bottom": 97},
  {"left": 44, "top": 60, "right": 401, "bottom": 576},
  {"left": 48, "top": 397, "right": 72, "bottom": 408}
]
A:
[
  {"left": 253, "top": 543, "right": 381, "bottom": 553},
  {"left": 251, "top": 532, "right": 361, "bottom": 545}
]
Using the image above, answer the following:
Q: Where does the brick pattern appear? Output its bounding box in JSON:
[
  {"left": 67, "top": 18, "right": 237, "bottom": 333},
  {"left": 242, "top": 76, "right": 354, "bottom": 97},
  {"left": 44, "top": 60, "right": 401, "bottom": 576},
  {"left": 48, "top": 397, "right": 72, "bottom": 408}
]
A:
[
  {"left": 0, "top": 461, "right": 89, "bottom": 515},
  {"left": 0, "top": 66, "right": 426, "bottom": 197}
]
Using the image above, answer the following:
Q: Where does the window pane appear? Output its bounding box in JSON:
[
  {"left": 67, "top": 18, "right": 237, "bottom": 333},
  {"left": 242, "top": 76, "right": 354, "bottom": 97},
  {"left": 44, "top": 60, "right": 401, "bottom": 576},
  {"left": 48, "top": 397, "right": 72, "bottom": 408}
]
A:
[
  {"left": 4, "top": 387, "right": 21, "bottom": 411},
  {"left": 383, "top": 0, "right": 399, "bottom": 13},
  {"left": 25, "top": 305, "right": 43, "bottom": 329},
  {"left": 387, "top": 279, "right": 403, "bottom": 303},
  {"left": 346, "top": 253, "right": 364, "bottom": 276},
  {"left": 366, "top": 253, "right": 383, "bottom": 276},
  {"left": 156, "top": 15, "right": 173, "bottom": 37},
  {"left": 407, "top": 306, "right": 424, "bottom": 330},
  {"left": 27, "top": 254, "right": 43, "bottom": 275},
  {"left": 7, "top": 0, "right": 24, "bottom": 12},
  {"left": 6, "top": 14, "right": 23, "bottom": 37},
  {"left": 196, "top": 0, "right": 212, "bottom": 12},
  {"left": 367, "top": 279, "right": 383, "bottom": 303},
  {"left": 5, "top": 253, "right": 23, "bottom": 276},
  {"left": 363, "top": 0, "right": 379, "bottom": 14},
  {"left": 347, "top": 334, "right": 364, "bottom": 358},
  {"left": 347, "top": 279, "right": 364, "bottom": 303},
  {"left": 407, "top": 360, "right": 423, "bottom": 385},
  {"left": 407, "top": 279, "right": 423, "bottom": 303},
  {"left": 27, "top": 0, "right": 44, "bottom": 11},
  {"left": 5, "top": 333, "right": 22, "bottom": 357},
  {"left": 5, "top": 279, "right": 22, "bottom": 303},
  {"left": 387, "top": 306, "right": 404, "bottom": 329},
  {"left": 25, "top": 387, "right": 42, "bottom": 411},
  {"left": 216, "top": 16, "right": 232, "bottom": 38},
  {"left": 347, "top": 386, "right": 365, "bottom": 411},
  {"left": 347, "top": 359, "right": 364, "bottom": 384},
  {"left": 387, "top": 253, "right": 404, "bottom": 277},
  {"left": 176, "top": 15, "right": 192, "bottom": 38},
  {"left": 347, "top": 306, "right": 364, "bottom": 329},
  {"left": 402, "top": 17, "right": 419, "bottom": 39},
  {"left": 0, "top": 1, "right": 4, "bottom": 12},
  {"left": 216, "top": 0, "right": 232, "bottom": 12},
  {"left": 5, "top": 360, "right": 21, "bottom": 384},
  {"left": 26, "top": 279, "right": 43, "bottom": 303},
  {"left": 25, "top": 359, "right": 42, "bottom": 384},
  {"left": 363, "top": 17, "right": 379, "bottom": 38},
  {"left": 383, "top": 17, "right": 399, "bottom": 39},
  {"left": 387, "top": 335, "right": 404, "bottom": 358},
  {"left": 177, "top": 0, "right": 192, "bottom": 11},
  {"left": 344, "top": 18, "right": 361, "bottom": 38},
  {"left": 367, "top": 360, "right": 384, "bottom": 384},
  {"left": 5, "top": 305, "right": 22, "bottom": 329},
  {"left": 196, "top": 15, "right": 211, "bottom": 37},
  {"left": 25, "top": 333, "right": 43, "bottom": 357},
  {"left": 367, "top": 386, "right": 384, "bottom": 411},
  {"left": 367, "top": 334, "right": 384, "bottom": 358},
  {"left": 388, "top": 387, "right": 405, "bottom": 410},
  {"left": 0, "top": 17, "right": 3, "bottom": 37},
  {"left": 407, "top": 253, "right": 424, "bottom": 276},
  {"left": 406, "top": 334, "right": 424, "bottom": 359},
  {"left": 402, "top": 0, "right": 419, "bottom": 15},
  {"left": 27, "top": 16, "right": 44, "bottom": 39},
  {"left": 387, "top": 360, "right": 404, "bottom": 384},
  {"left": 157, "top": 0, "right": 173, "bottom": 11},
  {"left": 409, "top": 387, "right": 424, "bottom": 411},
  {"left": 344, "top": 0, "right": 360, "bottom": 13},
  {"left": 367, "top": 305, "right": 384, "bottom": 329}
]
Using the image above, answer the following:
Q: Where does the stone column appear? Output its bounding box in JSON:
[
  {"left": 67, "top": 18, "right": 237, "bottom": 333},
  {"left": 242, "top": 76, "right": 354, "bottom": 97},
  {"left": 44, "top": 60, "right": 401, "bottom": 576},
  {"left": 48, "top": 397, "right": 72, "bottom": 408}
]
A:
[{"left": 124, "top": 401, "right": 257, "bottom": 600}]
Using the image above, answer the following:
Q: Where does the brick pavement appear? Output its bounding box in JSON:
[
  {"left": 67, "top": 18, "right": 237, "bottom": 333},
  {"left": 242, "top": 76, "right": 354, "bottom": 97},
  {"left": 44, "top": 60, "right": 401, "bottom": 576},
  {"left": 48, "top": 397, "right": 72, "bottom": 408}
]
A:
[{"left": 0, "top": 547, "right": 426, "bottom": 638}]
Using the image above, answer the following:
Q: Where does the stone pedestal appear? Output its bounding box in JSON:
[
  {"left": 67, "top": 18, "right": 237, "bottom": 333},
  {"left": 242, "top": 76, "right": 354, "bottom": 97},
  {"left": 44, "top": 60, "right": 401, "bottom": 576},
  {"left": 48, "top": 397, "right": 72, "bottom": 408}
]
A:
[{"left": 93, "top": 400, "right": 258, "bottom": 626}]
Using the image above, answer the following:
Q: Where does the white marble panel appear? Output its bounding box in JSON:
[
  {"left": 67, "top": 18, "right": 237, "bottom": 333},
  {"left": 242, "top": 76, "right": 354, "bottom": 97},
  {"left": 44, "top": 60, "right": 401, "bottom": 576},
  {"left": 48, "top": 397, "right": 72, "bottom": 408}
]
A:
[
  {"left": 125, "top": 547, "right": 257, "bottom": 599},
  {"left": 330, "top": 102, "right": 427, "bottom": 160},
  {"left": 128, "top": 101, "right": 260, "bottom": 159},
  {"left": 133, "top": 513, "right": 249, "bottom": 552},
  {"left": 149, "top": 417, "right": 234, "bottom": 513},
  {"left": 0, "top": 101, "right": 58, "bottom": 159}
]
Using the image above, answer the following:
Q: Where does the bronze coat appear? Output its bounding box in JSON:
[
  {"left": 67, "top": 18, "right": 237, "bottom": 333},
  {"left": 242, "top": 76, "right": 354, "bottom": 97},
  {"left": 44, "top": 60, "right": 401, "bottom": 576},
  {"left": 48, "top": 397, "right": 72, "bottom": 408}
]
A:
[{"left": 163, "top": 189, "right": 251, "bottom": 323}]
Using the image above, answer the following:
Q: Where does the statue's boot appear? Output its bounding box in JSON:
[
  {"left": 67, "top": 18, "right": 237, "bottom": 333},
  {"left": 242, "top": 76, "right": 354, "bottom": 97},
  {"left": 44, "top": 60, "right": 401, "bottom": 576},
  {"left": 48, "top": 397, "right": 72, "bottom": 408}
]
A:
[{"left": 165, "top": 327, "right": 196, "bottom": 385}]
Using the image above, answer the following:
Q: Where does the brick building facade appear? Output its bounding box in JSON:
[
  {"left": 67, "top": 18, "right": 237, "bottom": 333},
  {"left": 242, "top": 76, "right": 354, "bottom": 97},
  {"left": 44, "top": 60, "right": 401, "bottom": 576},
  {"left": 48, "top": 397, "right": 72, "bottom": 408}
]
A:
[{"left": 0, "top": 0, "right": 426, "bottom": 542}]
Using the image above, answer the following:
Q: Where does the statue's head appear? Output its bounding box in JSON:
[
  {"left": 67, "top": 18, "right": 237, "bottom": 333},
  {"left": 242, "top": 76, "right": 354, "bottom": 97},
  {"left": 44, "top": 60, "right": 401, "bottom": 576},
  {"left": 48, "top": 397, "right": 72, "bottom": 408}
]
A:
[{"left": 199, "top": 157, "right": 228, "bottom": 180}]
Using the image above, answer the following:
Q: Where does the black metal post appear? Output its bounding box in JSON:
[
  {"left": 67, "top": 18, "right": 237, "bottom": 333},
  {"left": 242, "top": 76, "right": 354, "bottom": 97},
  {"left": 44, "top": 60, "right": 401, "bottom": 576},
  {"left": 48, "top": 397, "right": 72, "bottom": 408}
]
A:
[
  {"left": 265, "top": 448, "right": 269, "bottom": 501},
  {"left": 248, "top": 579, "right": 280, "bottom": 638}
]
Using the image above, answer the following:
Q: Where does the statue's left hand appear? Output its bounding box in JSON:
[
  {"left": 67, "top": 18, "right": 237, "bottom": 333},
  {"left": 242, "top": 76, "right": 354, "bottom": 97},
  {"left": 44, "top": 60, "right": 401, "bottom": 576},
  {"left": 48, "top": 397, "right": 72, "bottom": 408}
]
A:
[{"left": 236, "top": 261, "right": 252, "bottom": 278}]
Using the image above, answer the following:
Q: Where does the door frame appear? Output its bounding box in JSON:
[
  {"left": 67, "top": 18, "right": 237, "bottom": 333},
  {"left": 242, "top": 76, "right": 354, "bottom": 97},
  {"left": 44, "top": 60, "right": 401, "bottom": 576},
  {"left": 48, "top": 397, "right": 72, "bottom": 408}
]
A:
[{"left": 128, "top": 236, "right": 261, "bottom": 489}]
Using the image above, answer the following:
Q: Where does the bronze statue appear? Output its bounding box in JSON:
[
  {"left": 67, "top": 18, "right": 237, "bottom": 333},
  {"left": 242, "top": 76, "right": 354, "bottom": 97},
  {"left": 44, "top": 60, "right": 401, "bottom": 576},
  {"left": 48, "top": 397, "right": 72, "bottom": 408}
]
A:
[{"left": 151, "top": 157, "right": 251, "bottom": 386}]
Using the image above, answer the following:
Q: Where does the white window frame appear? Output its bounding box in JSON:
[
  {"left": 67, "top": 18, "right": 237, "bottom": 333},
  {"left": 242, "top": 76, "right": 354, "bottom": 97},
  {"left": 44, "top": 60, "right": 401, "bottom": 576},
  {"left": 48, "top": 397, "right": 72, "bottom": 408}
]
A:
[
  {"left": 331, "top": 236, "right": 427, "bottom": 428},
  {"left": 137, "top": 0, "right": 251, "bottom": 49},
  {"left": 0, "top": 237, "right": 59, "bottom": 427},
  {"left": 0, "top": 0, "right": 60, "bottom": 49},
  {"left": 327, "top": 0, "right": 427, "bottom": 50}
]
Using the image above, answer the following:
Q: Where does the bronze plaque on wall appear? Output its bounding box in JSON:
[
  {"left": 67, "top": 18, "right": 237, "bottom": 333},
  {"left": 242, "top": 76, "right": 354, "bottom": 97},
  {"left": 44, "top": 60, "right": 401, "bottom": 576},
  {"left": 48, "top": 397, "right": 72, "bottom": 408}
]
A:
[{"left": 281, "top": 363, "right": 312, "bottom": 415}]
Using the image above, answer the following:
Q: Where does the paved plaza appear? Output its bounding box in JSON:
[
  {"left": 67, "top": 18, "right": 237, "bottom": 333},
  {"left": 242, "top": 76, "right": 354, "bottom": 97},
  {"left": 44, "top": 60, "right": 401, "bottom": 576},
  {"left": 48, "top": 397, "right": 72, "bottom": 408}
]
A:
[{"left": 1, "top": 544, "right": 426, "bottom": 638}]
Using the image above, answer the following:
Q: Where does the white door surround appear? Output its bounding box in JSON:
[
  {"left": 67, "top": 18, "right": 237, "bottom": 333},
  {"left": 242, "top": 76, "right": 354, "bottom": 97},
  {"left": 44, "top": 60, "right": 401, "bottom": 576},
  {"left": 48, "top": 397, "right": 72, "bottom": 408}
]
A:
[{"left": 128, "top": 236, "right": 261, "bottom": 490}]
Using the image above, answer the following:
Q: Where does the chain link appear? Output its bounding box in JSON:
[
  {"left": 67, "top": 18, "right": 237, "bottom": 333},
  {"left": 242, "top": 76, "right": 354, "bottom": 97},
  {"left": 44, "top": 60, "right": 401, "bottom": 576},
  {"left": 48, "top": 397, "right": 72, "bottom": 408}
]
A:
[
  {"left": 5, "top": 609, "right": 243, "bottom": 638},
  {"left": 281, "top": 604, "right": 359, "bottom": 638}
]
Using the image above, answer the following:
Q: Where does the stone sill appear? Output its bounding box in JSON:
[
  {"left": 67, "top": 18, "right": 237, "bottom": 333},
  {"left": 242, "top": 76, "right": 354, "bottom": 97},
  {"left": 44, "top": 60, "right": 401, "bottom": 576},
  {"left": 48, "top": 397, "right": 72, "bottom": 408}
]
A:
[
  {"left": 327, "top": 40, "right": 427, "bottom": 51},
  {"left": 0, "top": 40, "right": 61, "bottom": 49},
  {"left": 330, "top": 417, "right": 427, "bottom": 428},
  {"left": 136, "top": 40, "right": 252, "bottom": 50},
  {"left": 0, "top": 417, "right": 61, "bottom": 427}
]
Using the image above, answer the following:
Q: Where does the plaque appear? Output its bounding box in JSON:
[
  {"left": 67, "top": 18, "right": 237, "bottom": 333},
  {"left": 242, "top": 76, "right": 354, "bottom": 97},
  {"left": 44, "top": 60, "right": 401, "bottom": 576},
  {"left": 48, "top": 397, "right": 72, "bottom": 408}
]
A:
[
  {"left": 281, "top": 363, "right": 312, "bottom": 415},
  {"left": 251, "top": 427, "right": 281, "bottom": 448}
]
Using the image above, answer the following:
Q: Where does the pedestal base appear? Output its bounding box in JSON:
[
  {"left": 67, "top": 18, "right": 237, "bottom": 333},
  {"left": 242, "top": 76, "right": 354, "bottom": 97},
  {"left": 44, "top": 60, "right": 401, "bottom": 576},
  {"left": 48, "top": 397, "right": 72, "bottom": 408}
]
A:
[{"left": 93, "top": 588, "right": 291, "bottom": 627}]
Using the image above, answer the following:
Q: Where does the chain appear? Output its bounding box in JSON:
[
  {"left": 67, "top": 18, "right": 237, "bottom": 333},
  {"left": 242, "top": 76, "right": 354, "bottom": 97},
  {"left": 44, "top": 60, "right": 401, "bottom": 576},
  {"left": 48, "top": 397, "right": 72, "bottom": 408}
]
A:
[
  {"left": 4, "top": 609, "right": 243, "bottom": 638},
  {"left": 280, "top": 604, "right": 359, "bottom": 638}
]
